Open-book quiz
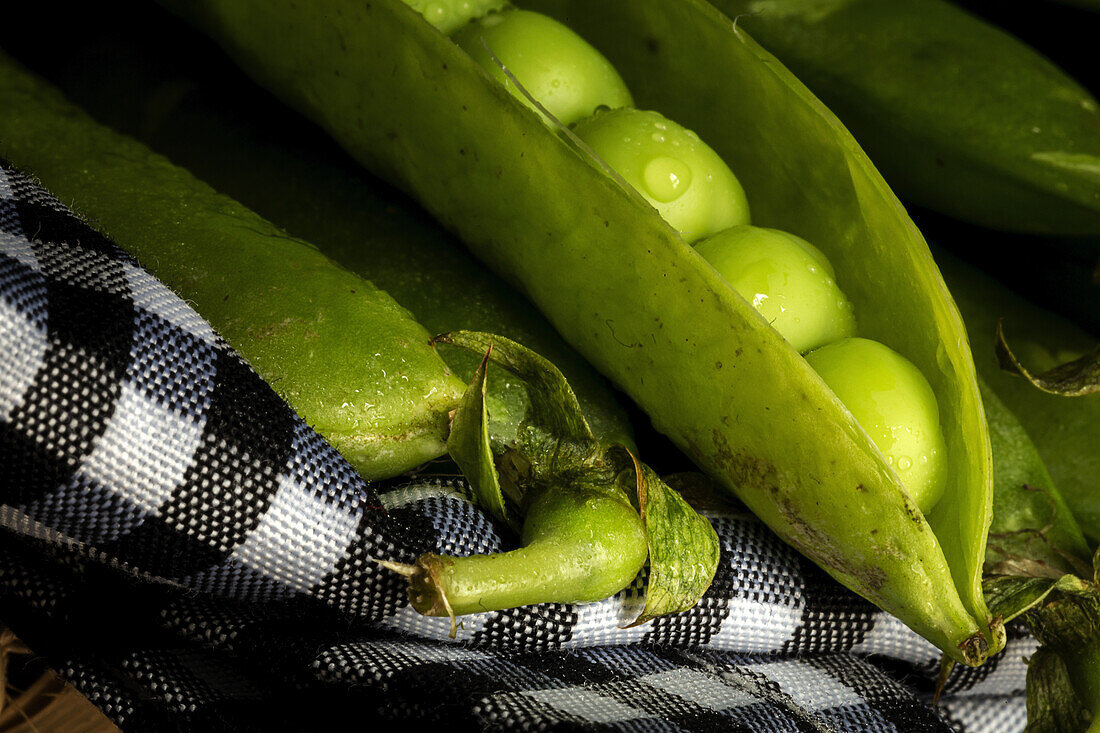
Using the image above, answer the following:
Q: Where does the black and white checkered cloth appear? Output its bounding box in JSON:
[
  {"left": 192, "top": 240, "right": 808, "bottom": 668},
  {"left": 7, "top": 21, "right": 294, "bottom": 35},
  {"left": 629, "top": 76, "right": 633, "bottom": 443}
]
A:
[{"left": 0, "top": 160, "right": 1027, "bottom": 731}]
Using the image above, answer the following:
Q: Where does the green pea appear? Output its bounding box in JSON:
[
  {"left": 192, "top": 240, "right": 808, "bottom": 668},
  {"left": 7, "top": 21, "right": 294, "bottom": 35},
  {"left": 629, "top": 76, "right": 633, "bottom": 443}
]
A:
[
  {"left": 402, "top": 0, "right": 506, "bottom": 35},
  {"left": 572, "top": 108, "right": 750, "bottom": 243},
  {"left": 695, "top": 225, "right": 857, "bottom": 354},
  {"left": 454, "top": 9, "right": 633, "bottom": 126},
  {"left": 806, "top": 338, "right": 948, "bottom": 514}
]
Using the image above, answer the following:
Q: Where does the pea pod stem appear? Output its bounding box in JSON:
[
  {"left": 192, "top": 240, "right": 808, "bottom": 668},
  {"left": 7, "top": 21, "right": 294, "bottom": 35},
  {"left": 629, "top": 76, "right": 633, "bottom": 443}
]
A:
[{"left": 387, "top": 483, "right": 648, "bottom": 632}]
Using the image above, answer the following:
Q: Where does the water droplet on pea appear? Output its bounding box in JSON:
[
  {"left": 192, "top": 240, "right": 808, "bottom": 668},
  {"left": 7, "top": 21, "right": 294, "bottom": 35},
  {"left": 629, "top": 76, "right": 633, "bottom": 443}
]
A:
[
  {"left": 425, "top": 2, "right": 449, "bottom": 22},
  {"left": 651, "top": 132, "right": 666, "bottom": 143},
  {"left": 642, "top": 156, "right": 693, "bottom": 202},
  {"left": 898, "top": 456, "right": 913, "bottom": 471}
]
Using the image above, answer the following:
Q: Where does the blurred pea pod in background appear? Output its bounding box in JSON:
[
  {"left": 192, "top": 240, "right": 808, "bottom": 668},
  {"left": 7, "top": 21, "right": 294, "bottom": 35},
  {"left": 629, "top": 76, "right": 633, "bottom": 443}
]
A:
[
  {"left": 714, "top": 0, "right": 1100, "bottom": 236},
  {"left": 936, "top": 251, "right": 1100, "bottom": 545}
]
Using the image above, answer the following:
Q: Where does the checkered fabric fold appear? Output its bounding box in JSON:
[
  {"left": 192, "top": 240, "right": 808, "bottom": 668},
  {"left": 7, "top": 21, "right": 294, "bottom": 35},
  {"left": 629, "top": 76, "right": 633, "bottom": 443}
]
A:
[{"left": 0, "top": 161, "right": 1025, "bottom": 731}]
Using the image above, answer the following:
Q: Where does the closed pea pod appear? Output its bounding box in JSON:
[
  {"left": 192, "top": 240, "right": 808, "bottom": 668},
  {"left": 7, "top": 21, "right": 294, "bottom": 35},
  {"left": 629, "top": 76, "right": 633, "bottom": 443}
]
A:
[
  {"left": 163, "top": 0, "right": 1001, "bottom": 664},
  {"left": 0, "top": 49, "right": 466, "bottom": 481}
]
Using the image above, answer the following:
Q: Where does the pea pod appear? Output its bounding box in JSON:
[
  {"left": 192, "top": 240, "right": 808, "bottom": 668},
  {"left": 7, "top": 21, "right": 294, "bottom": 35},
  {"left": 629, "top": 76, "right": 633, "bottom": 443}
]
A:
[
  {"left": 712, "top": 0, "right": 1100, "bottom": 236},
  {"left": 163, "top": 0, "right": 1002, "bottom": 663},
  {"left": 937, "top": 249, "right": 1100, "bottom": 544},
  {"left": 0, "top": 50, "right": 467, "bottom": 480}
]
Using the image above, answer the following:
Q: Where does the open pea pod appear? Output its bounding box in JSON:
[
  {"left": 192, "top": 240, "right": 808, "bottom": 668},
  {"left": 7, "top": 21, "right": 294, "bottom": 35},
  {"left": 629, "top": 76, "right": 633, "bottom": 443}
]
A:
[
  {"left": 0, "top": 50, "right": 466, "bottom": 480},
  {"left": 163, "top": 0, "right": 1000, "bottom": 664},
  {"left": 937, "top": 249, "right": 1100, "bottom": 544},
  {"left": 713, "top": 0, "right": 1100, "bottom": 237}
]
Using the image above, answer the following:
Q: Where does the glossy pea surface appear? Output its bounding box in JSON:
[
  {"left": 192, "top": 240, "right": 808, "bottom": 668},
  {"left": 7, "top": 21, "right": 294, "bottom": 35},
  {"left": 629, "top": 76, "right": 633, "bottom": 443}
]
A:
[
  {"left": 695, "top": 225, "right": 856, "bottom": 354},
  {"left": 454, "top": 10, "right": 633, "bottom": 126},
  {"left": 807, "top": 338, "right": 948, "bottom": 514},
  {"left": 572, "top": 108, "right": 750, "bottom": 242}
]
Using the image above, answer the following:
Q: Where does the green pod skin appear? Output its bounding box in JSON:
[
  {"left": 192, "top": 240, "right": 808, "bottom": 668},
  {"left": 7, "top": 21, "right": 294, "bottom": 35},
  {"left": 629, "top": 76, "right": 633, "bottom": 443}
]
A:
[
  {"left": 164, "top": 0, "right": 1000, "bottom": 664},
  {"left": 3, "top": 21, "right": 633, "bottom": 450},
  {"left": 937, "top": 250, "right": 1100, "bottom": 545},
  {"left": 0, "top": 51, "right": 467, "bottom": 479},
  {"left": 406, "top": 481, "right": 649, "bottom": 615},
  {"left": 713, "top": 0, "right": 1100, "bottom": 236}
]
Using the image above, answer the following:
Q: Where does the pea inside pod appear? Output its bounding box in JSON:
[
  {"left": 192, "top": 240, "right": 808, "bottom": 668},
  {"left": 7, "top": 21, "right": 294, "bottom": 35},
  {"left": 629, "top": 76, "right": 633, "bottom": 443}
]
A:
[
  {"left": 166, "top": 0, "right": 1001, "bottom": 665},
  {"left": 572, "top": 107, "right": 750, "bottom": 242},
  {"left": 695, "top": 225, "right": 857, "bottom": 354},
  {"left": 454, "top": 9, "right": 634, "bottom": 126}
]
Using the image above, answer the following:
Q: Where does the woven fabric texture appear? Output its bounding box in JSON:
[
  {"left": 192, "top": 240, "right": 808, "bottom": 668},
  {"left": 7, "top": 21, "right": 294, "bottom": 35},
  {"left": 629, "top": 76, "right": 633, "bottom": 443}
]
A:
[{"left": 0, "top": 161, "right": 1026, "bottom": 731}]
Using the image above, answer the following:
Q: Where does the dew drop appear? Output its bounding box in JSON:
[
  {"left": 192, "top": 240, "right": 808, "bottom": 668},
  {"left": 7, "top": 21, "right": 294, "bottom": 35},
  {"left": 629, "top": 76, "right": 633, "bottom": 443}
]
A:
[
  {"left": 898, "top": 456, "right": 913, "bottom": 471},
  {"left": 642, "top": 156, "right": 693, "bottom": 202},
  {"left": 425, "top": 2, "right": 449, "bottom": 22},
  {"left": 651, "top": 132, "right": 666, "bottom": 143}
]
